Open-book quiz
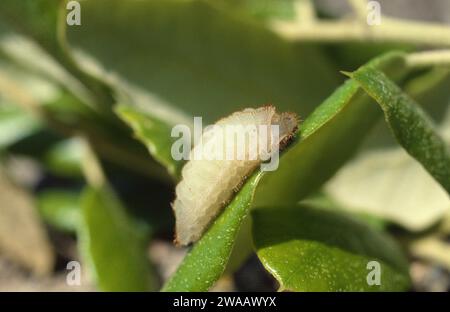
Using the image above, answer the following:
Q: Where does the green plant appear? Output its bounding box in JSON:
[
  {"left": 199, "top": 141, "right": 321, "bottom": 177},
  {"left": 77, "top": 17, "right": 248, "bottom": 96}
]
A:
[{"left": 0, "top": 0, "right": 448, "bottom": 292}]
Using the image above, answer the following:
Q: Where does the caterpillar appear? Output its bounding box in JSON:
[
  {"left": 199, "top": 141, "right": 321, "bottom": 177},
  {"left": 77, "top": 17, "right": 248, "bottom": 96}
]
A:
[{"left": 173, "top": 106, "right": 298, "bottom": 246}]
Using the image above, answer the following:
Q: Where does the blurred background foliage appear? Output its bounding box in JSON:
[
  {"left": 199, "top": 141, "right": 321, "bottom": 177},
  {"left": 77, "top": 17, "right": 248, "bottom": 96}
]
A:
[{"left": 0, "top": 0, "right": 449, "bottom": 291}]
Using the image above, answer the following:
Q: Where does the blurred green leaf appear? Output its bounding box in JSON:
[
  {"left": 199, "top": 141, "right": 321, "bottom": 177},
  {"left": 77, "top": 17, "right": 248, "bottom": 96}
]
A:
[
  {"left": 162, "top": 172, "right": 263, "bottom": 291},
  {"left": 406, "top": 68, "right": 450, "bottom": 119},
  {"left": 0, "top": 0, "right": 115, "bottom": 111},
  {"left": 66, "top": 0, "right": 340, "bottom": 123},
  {"left": 215, "top": 0, "right": 296, "bottom": 20},
  {"left": 0, "top": 0, "right": 62, "bottom": 57},
  {"left": 37, "top": 189, "right": 80, "bottom": 233},
  {"left": 43, "top": 138, "right": 83, "bottom": 178},
  {"left": 0, "top": 102, "right": 41, "bottom": 150},
  {"left": 1, "top": 0, "right": 340, "bottom": 183},
  {"left": 115, "top": 104, "right": 182, "bottom": 179},
  {"left": 79, "top": 141, "right": 156, "bottom": 291},
  {"left": 79, "top": 185, "right": 156, "bottom": 291},
  {"left": 351, "top": 67, "right": 450, "bottom": 193},
  {"left": 0, "top": 54, "right": 170, "bottom": 180},
  {"left": 326, "top": 144, "right": 450, "bottom": 231},
  {"left": 252, "top": 205, "right": 410, "bottom": 291},
  {"left": 324, "top": 42, "right": 414, "bottom": 73}
]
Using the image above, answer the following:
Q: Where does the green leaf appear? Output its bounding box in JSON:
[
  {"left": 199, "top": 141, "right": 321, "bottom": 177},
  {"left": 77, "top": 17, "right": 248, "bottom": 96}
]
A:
[
  {"left": 325, "top": 42, "right": 414, "bottom": 73},
  {"left": 2, "top": 0, "right": 339, "bottom": 182},
  {"left": 43, "top": 138, "right": 83, "bottom": 178},
  {"left": 351, "top": 67, "right": 450, "bottom": 193},
  {"left": 0, "top": 0, "right": 115, "bottom": 111},
  {"left": 66, "top": 0, "right": 340, "bottom": 122},
  {"left": 252, "top": 205, "right": 410, "bottom": 291},
  {"left": 326, "top": 143, "right": 450, "bottom": 231},
  {"left": 0, "top": 52, "right": 170, "bottom": 180},
  {"left": 162, "top": 172, "right": 263, "bottom": 291},
  {"left": 0, "top": 102, "right": 41, "bottom": 150},
  {"left": 0, "top": 0, "right": 62, "bottom": 57},
  {"left": 406, "top": 68, "right": 450, "bottom": 118},
  {"left": 252, "top": 52, "right": 408, "bottom": 207},
  {"left": 300, "top": 192, "right": 387, "bottom": 231},
  {"left": 37, "top": 189, "right": 80, "bottom": 233},
  {"left": 325, "top": 69, "right": 450, "bottom": 232},
  {"left": 164, "top": 52, "right": 408, "bottom": 291},
  {"left": 215, "top": 0, "right": 296, "bottom": 21},
  {"left": 79, "top": 141, "right": 156, "bottom": 291},
  {"left": 79, "top": 185, "right": 155, "bottom": 291},
  {"left": 115, "top": 104, "right": 182, "bottom": 179}
]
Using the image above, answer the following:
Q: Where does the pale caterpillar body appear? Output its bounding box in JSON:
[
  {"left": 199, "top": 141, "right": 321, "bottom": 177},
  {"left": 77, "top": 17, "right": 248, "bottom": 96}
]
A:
[{"left": 173, "top": 106, "right": 298, "bottom": 245}]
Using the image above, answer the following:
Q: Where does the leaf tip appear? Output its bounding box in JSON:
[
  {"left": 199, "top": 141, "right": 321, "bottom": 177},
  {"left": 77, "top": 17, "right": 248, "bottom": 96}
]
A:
[{"left": 340, "top": 70, "right": 353, "bottom": 78}]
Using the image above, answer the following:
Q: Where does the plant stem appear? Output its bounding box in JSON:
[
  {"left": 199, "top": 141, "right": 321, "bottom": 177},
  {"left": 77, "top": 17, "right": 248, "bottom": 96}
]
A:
[
  {"left": 80, "top": 137, "right": 106, "bottom": 189},
  {"left": 347, "top": 0, "right": 367, "bottom": 22},
  {"left": 272, "top": 16, "right": 450, "bottom": 48},
  {"left": 406, "top": 50, "right": 450, "bottom": 68},
  {"left": 295, "top": 0, "right": 316, "bottom": 25}
]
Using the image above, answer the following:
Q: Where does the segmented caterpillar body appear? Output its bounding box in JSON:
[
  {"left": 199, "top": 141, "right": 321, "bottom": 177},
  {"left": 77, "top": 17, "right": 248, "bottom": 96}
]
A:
[{"left": 173, "top": 106, "right": 298, "bottom": 245}]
